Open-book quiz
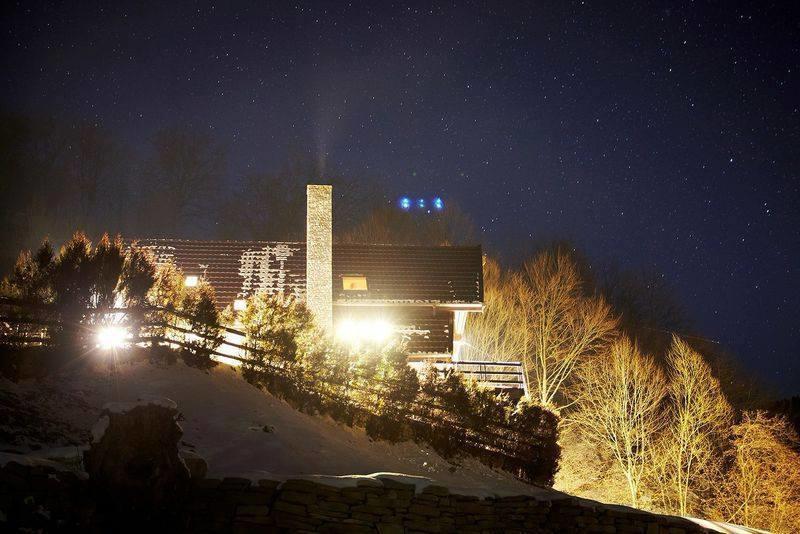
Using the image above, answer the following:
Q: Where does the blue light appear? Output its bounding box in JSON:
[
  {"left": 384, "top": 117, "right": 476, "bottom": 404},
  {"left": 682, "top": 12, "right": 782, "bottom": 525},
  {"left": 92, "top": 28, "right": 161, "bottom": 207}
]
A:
[
  {"left": 399, "top": 197, "right": 411, "bottom": 210},
  {"left": 432, "top": 197, "right": 444, "bottom": 210},
  {"left": 417, "top": 198, "right": 426, "bottom": 209}
]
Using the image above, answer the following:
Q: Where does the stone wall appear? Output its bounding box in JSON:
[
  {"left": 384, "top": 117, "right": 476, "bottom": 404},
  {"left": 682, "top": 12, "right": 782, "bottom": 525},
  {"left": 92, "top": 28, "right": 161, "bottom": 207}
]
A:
[{"left": 1, "top": 461, "right": 711, "bottom": 533}]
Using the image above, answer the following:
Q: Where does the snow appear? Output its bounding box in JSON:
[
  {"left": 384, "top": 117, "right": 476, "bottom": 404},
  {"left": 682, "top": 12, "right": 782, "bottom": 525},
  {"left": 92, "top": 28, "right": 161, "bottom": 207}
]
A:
[
  {"left": 0, "top": 452, "right": 87, "bottom": 479},
  {"left": 103, "top": 395, "right": 178, "bottom": 415},
  {"left": 0, "top": 359, "right": 551, "bottom": 498},
  {"left": 0, "top": 358, "right": 764, "bottom": 531},
  {"left": 91, "top": 415, "right": 109, "bottom": 443}
]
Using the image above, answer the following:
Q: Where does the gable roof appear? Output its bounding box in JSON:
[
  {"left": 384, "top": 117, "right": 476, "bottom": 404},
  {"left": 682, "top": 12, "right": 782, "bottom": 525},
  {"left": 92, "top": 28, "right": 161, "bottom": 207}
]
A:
[{"left": 133, "top": 239, "right": 483, "bottom": 309}]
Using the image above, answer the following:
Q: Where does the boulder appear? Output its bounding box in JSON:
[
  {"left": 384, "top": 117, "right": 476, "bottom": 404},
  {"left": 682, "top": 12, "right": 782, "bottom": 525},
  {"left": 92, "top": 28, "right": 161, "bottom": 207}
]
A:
[
  {"left": 179, "top": 449, "right": 208, "bottom": 480},
  {"left": 83, "top": 397, "right": 190, "bottom": 521}
]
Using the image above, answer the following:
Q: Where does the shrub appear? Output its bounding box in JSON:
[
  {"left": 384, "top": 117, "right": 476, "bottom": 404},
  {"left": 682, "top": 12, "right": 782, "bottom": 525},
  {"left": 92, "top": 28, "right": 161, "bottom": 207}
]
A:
[
  {"left": 8, "top": 239, "right": 55, "bottom": 303},
  {"left": 91, "top": 234, "right": 125, "bottom": 310},
  {"left": 119, "top": 244, "right": 157, "bottom": 309},
  {"left": 361, "top": 346, "right": 419, "bottom": 441},
  {"left": 179, "top": 281, "right": 222, "bottom": 369},
  {"left": 145, "top": 263, "right": 184, "bottom": 345},
  {"left": 507, "top": 396, "right": 561, "bottom": 485},
  {"left": 239, "top": 293, "right": 314, "bottom": 368}
]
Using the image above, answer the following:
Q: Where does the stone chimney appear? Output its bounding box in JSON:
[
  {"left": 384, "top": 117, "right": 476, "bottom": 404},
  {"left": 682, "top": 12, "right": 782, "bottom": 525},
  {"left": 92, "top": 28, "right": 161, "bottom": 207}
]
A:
[{"left": 306, "top": 184, "right": 333, "bottom": 332}]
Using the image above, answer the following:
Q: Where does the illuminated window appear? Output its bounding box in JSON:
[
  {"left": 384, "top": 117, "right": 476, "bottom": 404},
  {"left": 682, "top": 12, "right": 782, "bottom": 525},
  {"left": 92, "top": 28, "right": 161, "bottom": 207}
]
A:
[
  {"left": 184, "top": 275, "right": 199, "bottom": 287},
  {"left": 342, "top": 275, "right": 367, "bottom": 291},
  {"left": 233, "top": 299, "right": 247, "bottom": 311}
]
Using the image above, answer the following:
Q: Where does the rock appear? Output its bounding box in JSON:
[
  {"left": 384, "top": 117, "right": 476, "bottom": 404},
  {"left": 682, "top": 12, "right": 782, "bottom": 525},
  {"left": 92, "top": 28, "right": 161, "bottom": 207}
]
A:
[
  {"left": 83, "top": 400, "right": 190, "bottom": 520},
  {"left": 179, "top": 449, "right": 208, "bottom": 480}
]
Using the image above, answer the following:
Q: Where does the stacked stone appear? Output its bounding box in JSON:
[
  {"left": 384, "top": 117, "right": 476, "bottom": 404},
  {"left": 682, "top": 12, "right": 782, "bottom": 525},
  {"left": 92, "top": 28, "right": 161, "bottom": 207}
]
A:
[
  {"left": 1, "top": 462, "right": 713, "bottom": 533},
  {"left": 177, "top": 475, "right": 712, "bottom": 534},
  {"left": 0, "top": 461, "right": 93, "bottom": 529}
]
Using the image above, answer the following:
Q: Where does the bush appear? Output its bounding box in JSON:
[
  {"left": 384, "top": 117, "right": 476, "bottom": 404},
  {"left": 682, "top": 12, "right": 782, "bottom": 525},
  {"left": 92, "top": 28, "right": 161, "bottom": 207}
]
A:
[
  {"left": 506, "top": 396, "right": 561, "bottom": 485},
  {"left": 238, "top": 292, "right": 316, "bottom": 391},
  {"left": 361, "top": 346, "right": 419, "bottom": 441},
  {"left": 179, "top": 281, "right": 222, "bottom": 369},
  {"left": 8, "top": 239, "right": 55, "bottom": 303}
]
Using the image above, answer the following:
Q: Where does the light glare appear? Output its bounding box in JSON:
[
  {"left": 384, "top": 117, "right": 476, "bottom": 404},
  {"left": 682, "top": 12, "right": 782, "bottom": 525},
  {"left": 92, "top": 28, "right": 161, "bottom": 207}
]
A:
[
  {"left": 97, "top": 326, "right": 130, "bottom": 350},
  {"left": 335, "top": 318, "right": 394, "bottom": 346}
]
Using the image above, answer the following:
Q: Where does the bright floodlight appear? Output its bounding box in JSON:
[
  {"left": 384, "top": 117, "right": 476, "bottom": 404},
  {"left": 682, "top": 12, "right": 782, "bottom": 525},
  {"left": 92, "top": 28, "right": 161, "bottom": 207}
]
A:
[
  {"left": 184, "top": 275, "right": 199, "bottom": 287},
  {"left": 366, "top": 319, "right": 393, "bottom": 342},
  {"left": 399, "top": 197, "right": 412, "bottom": 210},
  {"left": 432, "top": 197, "right": 444, "bottom": 210},
  {"left": 336, "top": 318, "right": 394, "bottom": 346},
  {"left": 97, "top": 326, "right": 130, "bottom": 350}
]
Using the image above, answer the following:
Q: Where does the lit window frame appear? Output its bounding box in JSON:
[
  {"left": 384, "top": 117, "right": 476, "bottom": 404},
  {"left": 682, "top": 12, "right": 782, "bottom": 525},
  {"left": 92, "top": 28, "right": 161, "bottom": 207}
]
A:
[{"left": 342, "top": 275, "right": 368, "bottom": 291}]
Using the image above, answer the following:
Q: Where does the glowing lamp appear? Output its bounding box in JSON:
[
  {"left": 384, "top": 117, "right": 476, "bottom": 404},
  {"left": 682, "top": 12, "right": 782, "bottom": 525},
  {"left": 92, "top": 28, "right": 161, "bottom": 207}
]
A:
[
  {"left": 416, "top": 198, "right": 426, "bottom": 209},
  {"left": 184, "top": 275, "right": 199, "bottom": 287},
  {"left": 432, "top": 197, "right": 444, "bottom": 210},
  {"left": 97, "top": 326, "right": 130, "bottom": 350},
  {"left": 335, "top": 318, "right": 395, "bottom": 347},
  {"left": 399, "top": 197, "right": 412, "bottom": 210},
  {"left": 233, "top": 298, "right": 247, "bottom": 311}
]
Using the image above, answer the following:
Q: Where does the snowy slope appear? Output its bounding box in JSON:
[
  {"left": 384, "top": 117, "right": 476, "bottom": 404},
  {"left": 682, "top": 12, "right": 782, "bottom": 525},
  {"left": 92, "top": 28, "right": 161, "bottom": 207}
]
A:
[
  {"left": 0, "top": 358, "right": 553, "bottom": 498},
  {"left": 0, "top": 358, "right": 768, "bottom": 533}
]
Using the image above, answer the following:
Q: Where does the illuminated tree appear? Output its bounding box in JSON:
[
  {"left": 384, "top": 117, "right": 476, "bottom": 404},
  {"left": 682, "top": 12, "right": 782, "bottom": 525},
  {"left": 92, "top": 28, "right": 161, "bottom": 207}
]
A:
[
  {"left": 650, "top": 335, "right": 733, "bottom": 516},
  {"left": 711, "top": 411, "right": 800, "bottom": 533},
  {"left": 180, "top": 280, "right": 223, "bottom": 368},
  {"left": 7, "top": 238, "right": 55, "bottom": 303},
  {"left": 90, "top": 234, "right": 125, "bottom": 310},
  {"left": 239, "top": 292, "right": 315, "bottom": 367},
  {"left": 119, "top": 245, "right": 157, "bottom": 309},
  {"left": 514, "top": 248, "right": 617, "bottom": 408},
  {"left": 462, "top": 257, "right": 526, "bottom": 362},
  {"left": 571, "top": 336, "right": 666, "bottom": 508}
]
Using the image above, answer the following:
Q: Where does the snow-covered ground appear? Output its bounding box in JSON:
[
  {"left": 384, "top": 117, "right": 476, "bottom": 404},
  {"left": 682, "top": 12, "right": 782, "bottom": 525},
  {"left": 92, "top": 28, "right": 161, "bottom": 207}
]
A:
[
  {"left": 0, "top": 357, "right": 553, "bottom": 498},
  {"left": 0, "top": 357, "right": 766, "bottom": 533}
]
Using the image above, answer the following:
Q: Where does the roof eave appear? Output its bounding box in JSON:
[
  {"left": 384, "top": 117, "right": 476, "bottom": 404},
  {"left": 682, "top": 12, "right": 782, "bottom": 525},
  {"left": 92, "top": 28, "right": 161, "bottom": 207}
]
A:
[{"left": 333, "top": 301, "right": 484, "bottom": 312}]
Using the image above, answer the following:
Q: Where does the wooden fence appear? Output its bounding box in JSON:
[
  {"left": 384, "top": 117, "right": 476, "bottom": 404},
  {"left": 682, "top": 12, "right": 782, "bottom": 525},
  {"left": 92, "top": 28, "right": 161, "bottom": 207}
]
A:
[{"left": 0, "top": 296, "right": 556, "bottom": 483}]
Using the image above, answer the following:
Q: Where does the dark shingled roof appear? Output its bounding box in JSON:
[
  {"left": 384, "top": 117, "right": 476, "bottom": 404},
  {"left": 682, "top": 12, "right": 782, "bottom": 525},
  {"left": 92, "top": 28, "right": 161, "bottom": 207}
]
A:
[{"left": 133, "top": 239, "right": 484, "bottom": 308}]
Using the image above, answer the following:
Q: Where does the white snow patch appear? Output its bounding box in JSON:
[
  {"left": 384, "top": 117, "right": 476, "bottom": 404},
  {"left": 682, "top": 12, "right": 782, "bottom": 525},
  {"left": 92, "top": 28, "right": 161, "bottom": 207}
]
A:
[
  {"left": 0, "top": 452, "right": 87, "bottom": 479},
  {"left": 91, "top": 415, "right": 109, "bottom": 443},
  {"left": 1, "top": 359, "right": 545, "bottom": 497},
  {"left": 686, "top": 517, "right": 769, "bottom": 534},
  {"left": 103, "top": 395, "right": 177, "bottom": 414}
]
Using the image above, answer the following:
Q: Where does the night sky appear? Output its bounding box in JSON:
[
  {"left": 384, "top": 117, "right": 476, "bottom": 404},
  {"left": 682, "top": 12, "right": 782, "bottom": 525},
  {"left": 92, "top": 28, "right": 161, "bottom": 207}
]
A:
[{"left": 2, "top": 2, "right": 798, "bottom": 394}]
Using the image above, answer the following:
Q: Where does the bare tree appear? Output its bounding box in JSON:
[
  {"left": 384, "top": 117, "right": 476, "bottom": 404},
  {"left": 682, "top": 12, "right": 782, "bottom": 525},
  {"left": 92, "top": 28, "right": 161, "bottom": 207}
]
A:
[
  {"left": 571, "top": 336, "right": 667, "bottom": 508},
  {"left": 711, "top": 411, "right": 800, "bottom": 533},
  {"left": 341, "top": 202, "right": 477, "bottom": 246},
  {"left": 462, "top": 257, "right": 526, "bottom": 361},
  {"left": 218, "top": 157, "right": 385, "bottom": 241},
  {"left": 650, "top": 335, "right": 733, "bottom": 516},
  {"left": 142, "top": 126, "right": 226, "bottom": 236},
  {"left": 514, "top": 248, "right": 618, "bottom": 408},
  {"left": 68, "top": 123, "right": 125, "bottom": 234}
]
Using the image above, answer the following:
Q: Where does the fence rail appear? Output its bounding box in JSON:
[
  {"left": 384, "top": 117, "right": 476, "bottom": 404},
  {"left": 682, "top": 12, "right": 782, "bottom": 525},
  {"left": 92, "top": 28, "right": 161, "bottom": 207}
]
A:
[{"left": 0, "top": 297, "right": 552, "bottom": 482}]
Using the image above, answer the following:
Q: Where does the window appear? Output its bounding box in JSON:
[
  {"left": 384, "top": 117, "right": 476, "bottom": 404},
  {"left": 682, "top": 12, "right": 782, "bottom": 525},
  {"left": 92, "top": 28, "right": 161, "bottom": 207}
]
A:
[
  {"left": 342, "top": 275, "right": 368, "bottom": 291},
  {"left": 184, "top": 275, "right": 199, "bottom": 287}
]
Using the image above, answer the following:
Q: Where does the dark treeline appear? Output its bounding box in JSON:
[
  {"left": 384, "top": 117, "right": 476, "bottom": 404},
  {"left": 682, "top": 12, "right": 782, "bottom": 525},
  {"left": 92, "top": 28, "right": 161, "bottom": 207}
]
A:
[{"left": 0, "top": 112, "right": 480, "bottom": 272}]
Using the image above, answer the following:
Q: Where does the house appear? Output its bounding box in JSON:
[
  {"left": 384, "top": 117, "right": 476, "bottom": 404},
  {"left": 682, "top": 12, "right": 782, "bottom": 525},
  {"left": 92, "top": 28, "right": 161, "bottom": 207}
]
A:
[{"left": 135, "top": 185, "right": 484, "bottom": 361}]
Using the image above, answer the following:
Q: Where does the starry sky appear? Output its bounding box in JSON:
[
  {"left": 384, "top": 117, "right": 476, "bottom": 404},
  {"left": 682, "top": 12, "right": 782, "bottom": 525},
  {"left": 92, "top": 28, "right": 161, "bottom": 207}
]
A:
[{"left": 2, "top": 1, "right": 798, "bottom": 394}]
